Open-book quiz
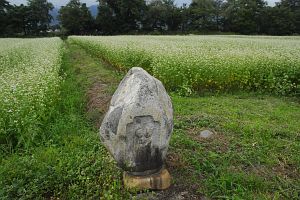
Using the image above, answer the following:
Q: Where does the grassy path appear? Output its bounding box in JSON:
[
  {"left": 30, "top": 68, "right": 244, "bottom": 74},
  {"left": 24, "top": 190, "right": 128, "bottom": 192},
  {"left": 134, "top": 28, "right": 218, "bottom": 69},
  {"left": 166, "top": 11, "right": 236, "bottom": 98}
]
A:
[{"left": 1, "top": 41, "right": 299, "bottom": 199}]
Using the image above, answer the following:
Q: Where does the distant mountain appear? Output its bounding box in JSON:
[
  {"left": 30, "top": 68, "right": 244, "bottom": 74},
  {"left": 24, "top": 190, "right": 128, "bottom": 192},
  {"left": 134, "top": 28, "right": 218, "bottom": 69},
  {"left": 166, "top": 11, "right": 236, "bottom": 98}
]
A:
[
  {"left": 89, "top": 5, "right": 98, "bottom": 18},
  {"left": 50, "top": 5, "right": 98, "bottom": 26},
  {"left": 50, "top": 7, "right": 59, "bottom": 25},
  {"left": 175, "top": 0, "right": 191, "bottom": 6}
]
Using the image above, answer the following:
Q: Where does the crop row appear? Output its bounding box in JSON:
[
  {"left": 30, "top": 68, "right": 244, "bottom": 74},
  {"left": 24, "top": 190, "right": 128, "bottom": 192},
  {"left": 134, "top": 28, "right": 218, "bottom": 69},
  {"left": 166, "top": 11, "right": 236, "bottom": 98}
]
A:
[
  {"left": 0, "top": 38, "right": 63, "bottom": 148},
  {"left": 69, "top": 35, "right": 300, "bottom": 96}
]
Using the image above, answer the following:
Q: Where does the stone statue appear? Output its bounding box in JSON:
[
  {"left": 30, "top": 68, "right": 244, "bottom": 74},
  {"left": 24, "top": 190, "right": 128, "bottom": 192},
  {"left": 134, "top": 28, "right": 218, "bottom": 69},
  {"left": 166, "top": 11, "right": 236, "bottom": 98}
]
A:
[{"left": 100, "top": 67, "right": 173, "bottom": 190}]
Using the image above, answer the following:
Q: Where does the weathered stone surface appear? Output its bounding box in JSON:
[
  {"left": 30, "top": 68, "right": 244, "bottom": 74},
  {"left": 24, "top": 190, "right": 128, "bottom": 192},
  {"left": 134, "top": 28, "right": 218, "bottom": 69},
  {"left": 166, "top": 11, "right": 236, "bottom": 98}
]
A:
[{"left": 100, "top": 67, "right": 173, "bottom": 175}]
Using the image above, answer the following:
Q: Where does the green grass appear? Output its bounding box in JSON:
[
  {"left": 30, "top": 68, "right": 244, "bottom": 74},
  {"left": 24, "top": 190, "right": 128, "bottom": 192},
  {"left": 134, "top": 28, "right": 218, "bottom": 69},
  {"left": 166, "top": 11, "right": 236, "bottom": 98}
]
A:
[
  {"left": 170, "top": 94, "right": 300, "bottom": 199},
  {"left": 1, "top": 41, "right": 299, "bottom": 199}
]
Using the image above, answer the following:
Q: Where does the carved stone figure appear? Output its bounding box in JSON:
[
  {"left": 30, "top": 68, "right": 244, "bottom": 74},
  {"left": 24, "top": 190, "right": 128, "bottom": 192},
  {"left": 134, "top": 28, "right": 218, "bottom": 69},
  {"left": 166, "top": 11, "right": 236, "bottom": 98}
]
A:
[{"left": 100, "top": 67, "right": 173, "bottom": 189}]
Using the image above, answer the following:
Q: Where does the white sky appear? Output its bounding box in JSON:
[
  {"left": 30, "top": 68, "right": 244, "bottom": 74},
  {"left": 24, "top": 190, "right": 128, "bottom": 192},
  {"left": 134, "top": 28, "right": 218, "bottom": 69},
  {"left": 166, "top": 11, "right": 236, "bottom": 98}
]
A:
[{"left": 8, "top": 0, "right": 279, "bottom": 7}]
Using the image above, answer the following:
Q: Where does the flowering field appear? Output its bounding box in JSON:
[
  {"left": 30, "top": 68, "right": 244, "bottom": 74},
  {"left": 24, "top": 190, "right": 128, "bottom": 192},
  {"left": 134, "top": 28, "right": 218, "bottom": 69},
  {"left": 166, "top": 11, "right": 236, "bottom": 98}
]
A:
[
  {"left": 0, "top": 38, "right": 299, "bottom": 199},
  {"left": 0, "top": 38, "right": 63, "bottom": 148},
  {"left": 70, "top": 35, "right": 300, "bottom": 96}
]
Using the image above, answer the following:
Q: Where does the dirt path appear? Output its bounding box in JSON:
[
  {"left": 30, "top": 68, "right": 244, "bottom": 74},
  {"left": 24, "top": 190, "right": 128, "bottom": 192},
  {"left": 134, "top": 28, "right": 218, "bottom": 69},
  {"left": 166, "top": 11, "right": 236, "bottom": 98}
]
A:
[{"left": 66, "top": 41, "right": 121, "bottom": 128}]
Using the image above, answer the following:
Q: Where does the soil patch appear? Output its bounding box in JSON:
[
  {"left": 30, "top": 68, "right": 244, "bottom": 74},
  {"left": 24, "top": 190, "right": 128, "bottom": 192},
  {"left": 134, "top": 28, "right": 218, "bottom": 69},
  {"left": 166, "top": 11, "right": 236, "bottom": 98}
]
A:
[{"left": 86, "top": 82, "right": 111, "bottom": 128}]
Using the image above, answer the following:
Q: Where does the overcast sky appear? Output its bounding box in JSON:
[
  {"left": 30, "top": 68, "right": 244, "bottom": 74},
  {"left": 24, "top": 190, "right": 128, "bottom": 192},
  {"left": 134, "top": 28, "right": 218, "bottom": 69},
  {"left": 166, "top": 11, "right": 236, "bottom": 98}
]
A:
[{"left": 8, "top": 0, "right": 279, "bottom": 7}]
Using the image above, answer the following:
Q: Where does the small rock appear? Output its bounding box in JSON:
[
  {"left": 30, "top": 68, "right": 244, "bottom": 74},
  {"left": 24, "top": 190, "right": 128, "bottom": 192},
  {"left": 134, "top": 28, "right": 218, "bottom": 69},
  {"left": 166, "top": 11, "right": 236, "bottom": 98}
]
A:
[{"left": 199, "top": 130, "right": 214, "bottom": 139}]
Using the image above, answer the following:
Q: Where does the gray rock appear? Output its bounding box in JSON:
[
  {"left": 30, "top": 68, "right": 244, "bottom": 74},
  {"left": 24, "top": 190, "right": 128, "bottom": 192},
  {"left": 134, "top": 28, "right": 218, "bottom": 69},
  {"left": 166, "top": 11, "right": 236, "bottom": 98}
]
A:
[
  {"left": 199, "top": 130, "right": 214, "bottom": 139},
  {"left": 100, "top": 67, "right": 173, "bottom": 175}
]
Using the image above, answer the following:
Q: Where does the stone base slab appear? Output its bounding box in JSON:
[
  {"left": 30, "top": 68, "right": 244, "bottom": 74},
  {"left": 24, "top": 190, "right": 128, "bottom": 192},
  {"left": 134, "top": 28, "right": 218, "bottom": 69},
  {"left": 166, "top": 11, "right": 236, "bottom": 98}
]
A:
[{"left": 123, "top": 169, "right": 171, "bottom": 190}]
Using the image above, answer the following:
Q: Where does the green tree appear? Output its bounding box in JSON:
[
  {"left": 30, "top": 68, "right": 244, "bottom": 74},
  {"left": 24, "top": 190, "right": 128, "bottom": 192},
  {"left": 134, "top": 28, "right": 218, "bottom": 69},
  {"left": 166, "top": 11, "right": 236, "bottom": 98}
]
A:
[
  {"left": 26, "top": 0, "right": 53, "bottom": 35},
  {"left": 59, "top": 0, "right": 94, "bottom": 35},
  {"left": 96, "top": 0, "right": 146, "bottom": 34},
  {"left": 0, "top": 1, "right": 30, "bottom": 36},
  {"left": 213, "top": 0, "right": 225, "bottom": 31},
  {"left": 0, "top": 0, "right": 10, "bottom": 35},
  {"left": 143, "top": 0, "right": 183, "bottom": 32},
  {"left": 96, "top": 0, "right": 119, "bottom": 34},
  {"left": 280, "top": 0, "right": 300, "bottom": 33},
  {"left": 189, "top": 0, "right": 217, "bottom": 31},
  {"left": 223, "top": 0, "right": 267, "bottom": 34},
  {"left": 144, "top": 0, "right": 166, "bottom": 31},
  {"left": 163, "top": 0, "right": 183, "bottom": 31},
  {"left": 0, "top": 0, "right": 9, "bottom": 12},
  {"left": 260, "top": 4, "right": 295, "bottom": 35},
  {"left": 6, "top": 4, "right": 30, "bottom": 35}
]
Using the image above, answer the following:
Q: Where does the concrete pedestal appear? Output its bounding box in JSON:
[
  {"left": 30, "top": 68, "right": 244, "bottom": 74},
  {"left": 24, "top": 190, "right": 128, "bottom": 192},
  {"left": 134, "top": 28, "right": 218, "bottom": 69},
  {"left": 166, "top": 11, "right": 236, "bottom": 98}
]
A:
[{"left": 123, "top": 168, "right": 171, "bottom": 190}]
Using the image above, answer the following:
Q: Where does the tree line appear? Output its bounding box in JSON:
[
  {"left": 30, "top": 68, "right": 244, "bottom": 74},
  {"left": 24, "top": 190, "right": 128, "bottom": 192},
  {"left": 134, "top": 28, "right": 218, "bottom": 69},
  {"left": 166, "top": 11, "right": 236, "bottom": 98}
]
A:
[{"left": 0, "top": 0, "right": 299, "bottom": 36}]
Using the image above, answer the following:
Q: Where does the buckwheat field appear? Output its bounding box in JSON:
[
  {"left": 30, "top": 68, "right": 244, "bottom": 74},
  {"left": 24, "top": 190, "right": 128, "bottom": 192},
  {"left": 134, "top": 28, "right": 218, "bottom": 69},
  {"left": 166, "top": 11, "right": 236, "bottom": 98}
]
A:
[
  {"left": 0, "top": 38, "right": 62, "bottom": 148},
  {"left": 1, "top": 36, "right": 299, "bottom": 199},
  {"left": 70, "top": 35, "right": 300, "bottom": 96}
]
